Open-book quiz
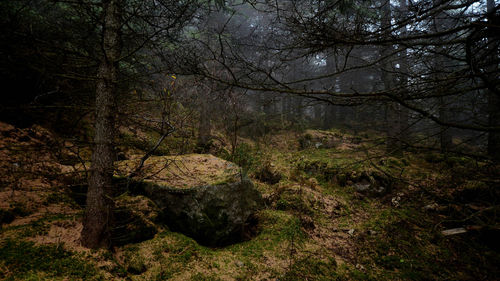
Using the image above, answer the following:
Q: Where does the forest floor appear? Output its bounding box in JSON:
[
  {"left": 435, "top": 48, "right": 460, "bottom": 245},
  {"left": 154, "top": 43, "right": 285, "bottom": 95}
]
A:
[{"left": 0, "top": 121, "right": 499, "bottom": 280}]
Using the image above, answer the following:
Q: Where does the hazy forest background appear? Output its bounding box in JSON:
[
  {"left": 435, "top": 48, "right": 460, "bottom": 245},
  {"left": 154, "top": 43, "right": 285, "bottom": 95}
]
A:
[{"left": 0, "top": 0, "right": 499, "bottom": 280}]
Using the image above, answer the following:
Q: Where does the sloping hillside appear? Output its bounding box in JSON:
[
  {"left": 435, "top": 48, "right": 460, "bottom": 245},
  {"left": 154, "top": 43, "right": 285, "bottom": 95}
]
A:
[{"left": 1, "top": 122, "right": 499, "bottom": 280}]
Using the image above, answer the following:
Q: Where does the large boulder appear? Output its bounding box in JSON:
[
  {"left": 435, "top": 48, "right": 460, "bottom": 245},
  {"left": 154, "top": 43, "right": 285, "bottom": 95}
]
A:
[
  {"left": 142, "top": 177, "right": 263, "bottom": 247},
  {"left": 67, "top": 154, "right": 264, "bottom": 246},
  {"left": 115, "top": 154, "right": 264, "bottom": 246}
]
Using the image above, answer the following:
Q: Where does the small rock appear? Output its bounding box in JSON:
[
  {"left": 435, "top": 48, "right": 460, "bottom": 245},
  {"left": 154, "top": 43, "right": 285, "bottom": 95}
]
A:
[
  {"left": 423, "top": 203, "right": 439, "bottom": 212},
  {"left": 391, "top": 195, "right": 401, "bottom": 207},
  {"left": 355, "top": 263, "right": 365, "bottom": 270},
  {"left": 354, "top": 182, "right": 371, "bottom": 192},
  {"left": 442, "top": 227, "right": 467, "bottom": 236},
  {"left": 348, "top": 229, "right": 355, "bottom": 236}
]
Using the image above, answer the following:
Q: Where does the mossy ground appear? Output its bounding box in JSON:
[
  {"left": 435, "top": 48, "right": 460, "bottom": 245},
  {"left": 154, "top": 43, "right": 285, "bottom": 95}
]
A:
[{"left": 1, "top": 125, "right": 498, "bottom": 280}]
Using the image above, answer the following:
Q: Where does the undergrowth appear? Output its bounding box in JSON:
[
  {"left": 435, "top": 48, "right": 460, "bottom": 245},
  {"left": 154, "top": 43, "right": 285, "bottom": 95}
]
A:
[{"left": 0, "top": 240, "right": 99, "bottom": 280}]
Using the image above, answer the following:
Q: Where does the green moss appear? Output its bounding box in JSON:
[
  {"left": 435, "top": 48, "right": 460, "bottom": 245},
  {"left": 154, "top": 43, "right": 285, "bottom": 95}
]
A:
[
  {"left": 219, "top": 143, "right": 262, "bottom": 174},
  {"left": 280, "top": 217, "right": 306, "bottom": 245},
  {"left": 281, "top": 257, "right": 338, "bottom": 281},
  {"left": 190, "top": 272, "right": 222, "bottom": 281},
  {"left": 44, "top": 192, "right": 77, "bottom": 207},
  {"left": 276, "top": 190, "right": 315, "bottom": 216},
  {"left": 125, "top": 254, "right": 147, "bottom": 274},
  {"left": 0, "top": 240, "right": 99, "bottom": 280},
  {"left": 225, "top": 210, "right": 303, "bottom": 260}
]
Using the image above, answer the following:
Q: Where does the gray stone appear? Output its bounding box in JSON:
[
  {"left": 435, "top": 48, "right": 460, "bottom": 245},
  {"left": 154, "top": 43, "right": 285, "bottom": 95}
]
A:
[
  {"left": 353, "top": 178, "right": 387, "bottom": 197},
  {"left": 354, "top": 182, "right": 371, "bottom": 192},
  {"left": 423, "top": 203, "right": 439, "bottom": 212},
  {"left": 143, "top": 176, "right": 264, "bottom": 246}
]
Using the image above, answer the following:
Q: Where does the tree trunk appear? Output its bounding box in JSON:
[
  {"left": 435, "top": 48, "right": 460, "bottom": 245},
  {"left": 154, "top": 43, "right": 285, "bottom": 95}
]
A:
[
  {"left": 293, "top": 96, "right": 302, "bottom": 122},
  {"left": 487, "top": 0, "right": 500, "bottom": 161},
  {"left": 438, "top": 97, "right": 453, "bottom": 152},
  {"left": 431, "top": 0, "right": 453, "bottom": 153},
  {"left": 488, "top": 93, "right": 500, "bottom": 161},
  {"left": 323, "top": 104, "right": 336, "bottom": 130},
  {"left": 398, "top": 0, "right": 410, "bottom": 147},
  {"left": 81, "top": 0, "right": 122, "bottom": 249},
  {"left": 381, "top": 0, "right": 401, "bottom": 154},
  {"left": 197, "top": 87, "right": 212, "bottom": 152},
  {"left": 313, "top": 104, "right": 323, "bottom": 128}
]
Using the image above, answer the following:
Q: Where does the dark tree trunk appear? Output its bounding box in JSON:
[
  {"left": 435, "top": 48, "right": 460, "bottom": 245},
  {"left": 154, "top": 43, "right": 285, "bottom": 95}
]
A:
[
  {"left": 293, "top": 96, "right": 302, "bottom": 121},
  {"left": 438, "top": 97, "right": 453, "bottom": 152},
  {"left": 487, "top": 0, "right": 500, "bottom": 161},
  {"left": 433, "top": 0, "right": 453, "bottom": 153},
  {"left": 81, "top": 0, "right": 122, "bottom": 249},
  {"left": 197, "top": 88, "right": 212, "bottom": 152},
  {"left": 398, "top": 0, "right": 410, "bottom": 146},
  {"left": 323, "top": 104, "right": 336, "bottom": 130},
  {"left": 313, "top": 104, "right": 323, "bottom": 128},
  {"left": 381, "top": 0, "right": 401, "bottom": 154},
  {"left": 488, "top": 93, "right": 500, "bottom": 161},
  {"left": 284, "top": 95, "right": 292, "bottom": 121}
]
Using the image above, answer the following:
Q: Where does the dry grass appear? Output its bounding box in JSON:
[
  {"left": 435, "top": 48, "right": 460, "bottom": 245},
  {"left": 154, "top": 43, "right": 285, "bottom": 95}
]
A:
[{"left": 115, "top": 154, "right": 240, "bottom": 188}]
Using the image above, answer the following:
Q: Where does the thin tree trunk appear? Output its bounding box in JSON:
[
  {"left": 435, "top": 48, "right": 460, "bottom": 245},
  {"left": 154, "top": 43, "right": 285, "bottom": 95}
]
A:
[
  {"left": 433, "top": 0, "right": 453, "bottom": 153},
  {"left": 313, "top": 104, "right": 322, "bottom": 128},
  {"left": 381, "top": 0, "right": 401, "bottom": 154},
  {"left": 488, "top": 93, "right": 500, "bottom": 161},
  {"left": 487, "top": 0, "right": 500, "bottom": 161},
  {"left": 438, "top": 97, "right": 452, "bottom": 152},
  {"left": 81, "top": 0, "right": 122, "bottom": 249},
  {"left": 323, "top": 104, "right": 336, "bottom": 130},
  {"left": 197, "top": 86, "right": 212, "bottom": 152},
  {"left": 398, "top": 0, "right": 410, "bottom": 147}
]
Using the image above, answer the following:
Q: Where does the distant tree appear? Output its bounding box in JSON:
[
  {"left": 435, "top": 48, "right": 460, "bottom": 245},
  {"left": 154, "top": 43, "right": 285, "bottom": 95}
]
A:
[
  {"left": 196, "top": 0, "right": 500, "bottom": 160},
  {"left": 380, "top": 0, "right": 402, "bottom": 154},
  {"left": 486, "top": 0, "right": 500, "bottom": 160}
]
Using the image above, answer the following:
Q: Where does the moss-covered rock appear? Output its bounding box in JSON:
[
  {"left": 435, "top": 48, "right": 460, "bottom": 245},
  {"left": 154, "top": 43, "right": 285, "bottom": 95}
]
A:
[
  {"left": 115, "top": 154, "right": 240, "bottom": 188},
  {"left": 144, "top": 177, "right": 264, "bottom": 247},
  {"left": 298, "top": 130, "right": 341, "bottom": 150}
]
